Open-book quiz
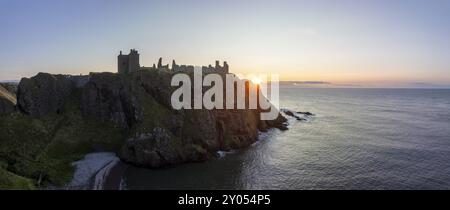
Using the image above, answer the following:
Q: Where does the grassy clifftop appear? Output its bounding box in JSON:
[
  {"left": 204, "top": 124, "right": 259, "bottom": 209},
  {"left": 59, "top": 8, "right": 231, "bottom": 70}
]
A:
[
  {"left": 0, "top": 167, "right": 35, "bottom": 189},
  {"left": 0, "top": 90, "right": 125, "bottom": 189}
]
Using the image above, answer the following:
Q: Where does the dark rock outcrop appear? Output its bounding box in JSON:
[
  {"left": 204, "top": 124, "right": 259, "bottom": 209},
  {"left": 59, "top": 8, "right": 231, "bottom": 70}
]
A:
[
  {"left": 17, "top": 73, "right": 75, "bottom": 117},
  {"left": 132, "top": 68, "right": 174, "bottom": 108},
  {"left": 119, "top": 107, "right": 276, "bottom": 167},
  {"left": 117, "top": 70, "right": 287, "bottom": 167},
  {"left": 262, "top": 113, "right": 289, "bottom": 130},
  {"left": 81, "top": 72, "right": 143, "bottom": 129},
  {"left": 120, "top": 127, "right": 189, "bottom": 167},
  {"left": 15, "top": 69, "right": 287, "bottom": 168},
  {"left": 297, "top": 111, "right": 314, "bottom": 116},
  {"left": 281, "top": 108, "right": 311, "bottom": 121}
]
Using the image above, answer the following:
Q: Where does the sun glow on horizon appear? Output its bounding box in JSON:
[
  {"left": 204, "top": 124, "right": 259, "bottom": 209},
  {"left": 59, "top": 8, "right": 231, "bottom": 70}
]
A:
[{"left": 250, "top": 77, "right": 263, "bottom": 85}]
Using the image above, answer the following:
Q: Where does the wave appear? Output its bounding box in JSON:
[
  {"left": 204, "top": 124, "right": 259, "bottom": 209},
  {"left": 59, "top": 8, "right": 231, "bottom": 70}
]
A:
[
  {"left": 67, "top": 152, "right": 119, "bottom": 190},
  {"left": 216, "top": 150, "right": 237, "bottom": 158}
]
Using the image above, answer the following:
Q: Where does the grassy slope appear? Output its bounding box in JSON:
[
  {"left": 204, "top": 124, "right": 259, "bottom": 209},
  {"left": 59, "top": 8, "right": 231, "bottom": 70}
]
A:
[
  {"left": 0, "top": 89, "right": 126, "bottom": 189},
  {"left": 0, "top": 167, "right": 35, "bottom": 190},
  {"left": 130, "top": 70, "right": 184, "bottom": 146}
]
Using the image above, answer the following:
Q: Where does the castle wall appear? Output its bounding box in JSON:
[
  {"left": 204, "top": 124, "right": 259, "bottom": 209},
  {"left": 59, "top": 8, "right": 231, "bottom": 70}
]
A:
[
  {"left": 118, "top": 54, "right": 129, "bottom": 74},
  {"left": 118, "top": 49, "right": 140, "bottom": 74},
  {"left": 201, "top": 61, "right": 229, "bottom": 74},
  {"left": 128, "top": 51, "right": 140, "bottom": 73},
  {"left": 172, "top": 59, "right": 229, "bottom": 74},
  {"left": 119, "top": 52, "right": 229, "bottom": 74}
]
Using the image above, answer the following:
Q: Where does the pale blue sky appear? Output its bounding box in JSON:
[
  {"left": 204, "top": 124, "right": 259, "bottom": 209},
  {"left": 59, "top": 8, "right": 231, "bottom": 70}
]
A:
[{"left": 1, "top": 0, "right": 449, "bottom": 87}]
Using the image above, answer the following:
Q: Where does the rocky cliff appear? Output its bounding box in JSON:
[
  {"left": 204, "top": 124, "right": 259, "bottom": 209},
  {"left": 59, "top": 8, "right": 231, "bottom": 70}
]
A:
[
  {"left": 0, "top": 69, "right": 286, "bottom": 187},
  {"left": 78, "top": 70, "right": 287, "bottom": 167},
  {"left": 17, "top": 73, "right": 75, "bottom": 117}
]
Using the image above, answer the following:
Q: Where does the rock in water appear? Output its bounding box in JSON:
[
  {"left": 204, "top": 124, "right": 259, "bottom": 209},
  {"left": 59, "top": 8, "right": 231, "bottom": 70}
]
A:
[
  {"left": 0, "top": 85, "right": 16, "bottom": 115},
  {"left": 297, "top": 111, "right": 314, "bottom": 116},
  {"left": 17, "top": 72, "right": 75, "bottom": 117},
  {"left": 282, "top": 109, "right": 296, "bottom": 117},
  {"left": 280, "top": 108, "right": 307, "bottom": 121}
]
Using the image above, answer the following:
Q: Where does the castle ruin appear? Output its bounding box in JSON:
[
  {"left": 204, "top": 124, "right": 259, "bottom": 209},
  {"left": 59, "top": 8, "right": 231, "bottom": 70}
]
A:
[
  {"left": 118, "top": 49, "right": 229, "bottom": 74},
  {"left": 118, "top": 49, "right": 140, "bottom": 74}
]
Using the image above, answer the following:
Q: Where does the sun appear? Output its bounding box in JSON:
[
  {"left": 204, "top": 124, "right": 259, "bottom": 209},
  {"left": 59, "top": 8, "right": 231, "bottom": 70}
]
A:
[{"left": 250, "top": 77, "right": 262, "bottom": 85}]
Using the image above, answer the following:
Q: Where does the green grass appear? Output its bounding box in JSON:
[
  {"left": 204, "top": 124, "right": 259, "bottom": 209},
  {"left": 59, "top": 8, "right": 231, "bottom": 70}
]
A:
[
  {"left": 0, "top": 168, "right": 35, "bottom": 190},
  {"left": 128, "top": 78, "right": 184, "bottom": 150},
  {"left": 0, "top": 89, "right": 126, "bottom": 188}
]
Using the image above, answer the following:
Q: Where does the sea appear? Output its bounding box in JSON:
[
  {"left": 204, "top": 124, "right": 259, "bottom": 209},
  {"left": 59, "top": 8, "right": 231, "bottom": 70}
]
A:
[{"left": 121, "top": 87, "right": 450, "bottom": 190}]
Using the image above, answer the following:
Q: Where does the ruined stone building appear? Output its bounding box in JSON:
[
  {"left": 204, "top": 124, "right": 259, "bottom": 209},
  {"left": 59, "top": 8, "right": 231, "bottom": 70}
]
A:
[
  {"left": 170, "top": 58, "right": 229, "bottom": 74},
  {"left": 117, "top": 49, "right": 229, "bottom": 74},
  {"left": 171, "top": 59, "right": 195, "bottom": 72},
  {"left": 118, "top": 49, "right": 140, "bottom": 74},
  {"left": 157, "top": 57, "right": 170, "bottom": 69},
  {"left": 201, "top": 60, "right": 229, "bottom": 73}
]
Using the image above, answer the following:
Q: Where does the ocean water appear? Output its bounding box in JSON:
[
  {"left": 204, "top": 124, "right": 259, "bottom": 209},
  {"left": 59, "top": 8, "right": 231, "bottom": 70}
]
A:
[{"left": 123, "top": 88, "right": 450, "bottom": 190}]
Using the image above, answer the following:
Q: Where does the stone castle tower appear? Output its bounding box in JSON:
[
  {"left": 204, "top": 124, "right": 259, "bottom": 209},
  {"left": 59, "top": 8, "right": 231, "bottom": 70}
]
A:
[{"left": 118, "top": 49, "right": 140, "bottom": 74}]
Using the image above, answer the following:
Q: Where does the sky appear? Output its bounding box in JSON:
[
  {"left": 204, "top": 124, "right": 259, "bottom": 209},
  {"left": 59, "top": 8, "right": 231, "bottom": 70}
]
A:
[{"left": 0, "top": 0, "right": 449, "bottom": 87}]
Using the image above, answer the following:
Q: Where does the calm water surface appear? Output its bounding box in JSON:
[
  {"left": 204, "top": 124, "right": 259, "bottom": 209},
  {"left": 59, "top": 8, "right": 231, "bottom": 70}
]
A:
[{"left": 124, "top": 88, "right": 450, "bottom": 189}]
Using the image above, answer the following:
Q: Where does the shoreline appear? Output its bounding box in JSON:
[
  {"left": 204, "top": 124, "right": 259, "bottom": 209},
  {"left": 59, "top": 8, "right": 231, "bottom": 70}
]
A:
[
  {"left": 67, "top": 152, "right": 122, "bottom": 190},
  {"left": 68, "top": 109, "right": 301, "bottom": 190},
  {"left": 96, "top": 161, "right": 128, "bottom": 190}
]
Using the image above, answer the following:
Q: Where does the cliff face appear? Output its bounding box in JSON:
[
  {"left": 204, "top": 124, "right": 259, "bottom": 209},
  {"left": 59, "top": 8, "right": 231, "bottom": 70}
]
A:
[
  {"left": 17, "top": 73, "right": 75, "bottom": 117},
  {"left": 78, "top": 70, "right": 287, "bottom": 167},
  {"left": 80, "top": 72, "right": 143, "bottom": 129},
  {"left": 4, "top": 69, "right": 286, "bottom": 177}
]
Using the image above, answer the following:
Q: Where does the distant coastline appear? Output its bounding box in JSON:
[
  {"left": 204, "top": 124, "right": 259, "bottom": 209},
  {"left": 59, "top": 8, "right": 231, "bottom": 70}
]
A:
[{"left": 279, "top": 81, "right": 450, "bottom": 89}]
